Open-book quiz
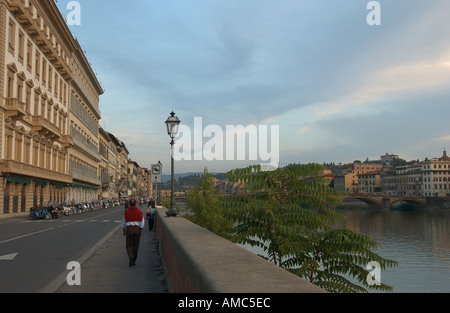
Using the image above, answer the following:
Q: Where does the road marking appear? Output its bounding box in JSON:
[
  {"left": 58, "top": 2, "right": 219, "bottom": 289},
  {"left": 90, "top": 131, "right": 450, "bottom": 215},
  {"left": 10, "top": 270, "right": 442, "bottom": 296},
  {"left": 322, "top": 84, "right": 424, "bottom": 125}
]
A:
[
  {"left": 0, "top": 228, "right": 55, "bottom": 244},
  {"left": 0, "top": 253, "right": 18, "bottom": 261},
  {"left": 40, "top": 224, "right": 121, "bottom": 293}
]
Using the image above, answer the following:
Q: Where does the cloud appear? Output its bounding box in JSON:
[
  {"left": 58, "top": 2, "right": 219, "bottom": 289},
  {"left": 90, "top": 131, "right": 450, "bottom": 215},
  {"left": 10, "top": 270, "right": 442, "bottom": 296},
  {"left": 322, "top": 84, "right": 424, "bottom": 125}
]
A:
[{"left": 58, "top": 0, "right": 450, "bottom": 173}]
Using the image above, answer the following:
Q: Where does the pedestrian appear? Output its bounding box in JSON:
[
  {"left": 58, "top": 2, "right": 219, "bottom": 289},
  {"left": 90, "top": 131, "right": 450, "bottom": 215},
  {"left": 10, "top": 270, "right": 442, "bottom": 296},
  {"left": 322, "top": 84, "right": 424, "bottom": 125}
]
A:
[
  {"left": 148, "top": 197, "right": 156, "bottom": 209},
  {"left": 148, "top": 197, "right": 157, "bottom": 229},
  {"left": 146, "top": 209, "right": 154, "bottom": 231},
  {"left": 122, "top": 198, "right": 144, "bottom": 267}
]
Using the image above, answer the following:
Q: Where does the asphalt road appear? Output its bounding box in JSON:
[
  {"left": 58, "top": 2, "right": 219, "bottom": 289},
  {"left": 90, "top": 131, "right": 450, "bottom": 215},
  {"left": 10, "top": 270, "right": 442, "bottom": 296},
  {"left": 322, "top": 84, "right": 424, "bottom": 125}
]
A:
[{"left": 0, "top": 206, "right": 127, "bottom": 293}]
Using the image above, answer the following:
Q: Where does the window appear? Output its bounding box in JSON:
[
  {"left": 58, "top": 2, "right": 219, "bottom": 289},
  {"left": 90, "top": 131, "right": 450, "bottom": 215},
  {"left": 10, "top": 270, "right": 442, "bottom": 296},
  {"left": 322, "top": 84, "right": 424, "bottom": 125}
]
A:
[
  {"left": 59, "top": 78, "right": 63, "bottom": 102},
  {"left": 35, "top": 52, "right": 41, "bottom": 78},
  {"left": 17, "top": 80, "right": 23, "bottom": 101},
  {"left": 8, "top": 19, "right": 15, "bottom": 54},
  {"left": 34, "top": 92, "right": 39, "bottom": 115},
  {"left": 42, "top": 60, "right": 47, "bottom": 86},
  {"left": 7, "top": 75, "right": 14, "bottom": 98},
  {"left": 25, "top": 87, "right": 31, "bottom": 113},
  {"left": 54, "top": 72, "right": 58, "bottom": 97},
  {"left": 26, "top": 41, "right": 32, "bottom": 71},
  {"left": 48, "top": 67, "right": 52, "bottom": 92},
  {"left": 18, "top": 31, "right": 24, "bottom": 63}
]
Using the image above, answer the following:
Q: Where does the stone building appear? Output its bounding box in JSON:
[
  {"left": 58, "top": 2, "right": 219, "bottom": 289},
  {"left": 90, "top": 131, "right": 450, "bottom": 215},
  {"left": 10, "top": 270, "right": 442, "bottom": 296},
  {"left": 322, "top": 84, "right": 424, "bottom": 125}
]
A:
[
  {"left": 0, "top": 0, "right": 80, "bottom": 215},
  {"left": 0, "top": 0, "right": 148, "bottom": 217},
  {"left": 422, "top": 150, "right": 450, "bottom": 197},
  {"left": 67, "top": 38, "right": 103, "bottom": 203},
  {"left": 357, "top": 169, "right": 382, "bottom": 193}
]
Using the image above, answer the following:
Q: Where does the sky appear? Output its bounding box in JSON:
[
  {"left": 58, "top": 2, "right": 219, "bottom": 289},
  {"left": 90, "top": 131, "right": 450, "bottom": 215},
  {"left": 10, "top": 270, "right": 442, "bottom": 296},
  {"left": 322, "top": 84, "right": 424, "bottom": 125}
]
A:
[{"left": 56, "top": 0, "right": 450, "bottom": 175}]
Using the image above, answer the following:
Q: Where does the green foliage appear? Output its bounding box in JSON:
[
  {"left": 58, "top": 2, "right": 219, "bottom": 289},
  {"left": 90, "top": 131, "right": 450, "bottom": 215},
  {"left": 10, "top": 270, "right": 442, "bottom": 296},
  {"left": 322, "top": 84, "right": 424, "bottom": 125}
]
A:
[
  {"left": 185, "top": 168, "right": 233, "bottom": 239},
  {"left": 286, "top": 227, "right": 397, "bottom": 293},
  {"left": 224, "top": 163, "right": 397, "bottom": 293},
  {"left": 161, "top": 197, "right": 181, "bottom": 213}
]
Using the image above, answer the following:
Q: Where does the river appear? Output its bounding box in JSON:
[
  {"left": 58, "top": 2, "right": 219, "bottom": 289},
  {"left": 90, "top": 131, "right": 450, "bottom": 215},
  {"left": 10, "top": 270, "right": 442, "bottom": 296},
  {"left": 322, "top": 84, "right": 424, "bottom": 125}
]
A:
[
  {"left": 179, "top": 200, "right": 450, "bottom": 293},
  {"left": 238, "top": 203, "right": 450, "bottom": 293},
  {"left": 335, "top": 204, "right": 450, "bottom": 293}
]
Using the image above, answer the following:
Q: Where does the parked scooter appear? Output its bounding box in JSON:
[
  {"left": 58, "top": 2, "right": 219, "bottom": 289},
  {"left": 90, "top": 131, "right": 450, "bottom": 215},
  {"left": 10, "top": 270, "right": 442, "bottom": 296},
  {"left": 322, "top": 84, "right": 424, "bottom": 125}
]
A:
[
  {"left": 62, "top": 203, "right": 75, "bottom": 216},
  {"left": 47, "top": 202, "right": 61, "bottom": 219},
  {"left": 29, "top": 205, "right": 51, "bottom": 220}
]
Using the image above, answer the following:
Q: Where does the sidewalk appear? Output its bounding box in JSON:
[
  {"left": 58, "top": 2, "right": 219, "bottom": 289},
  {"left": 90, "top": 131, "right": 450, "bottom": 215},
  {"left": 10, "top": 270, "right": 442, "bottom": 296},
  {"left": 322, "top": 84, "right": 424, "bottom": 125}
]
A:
[{"left": 55, "top": 224, "right": 168, "bottom": 293}]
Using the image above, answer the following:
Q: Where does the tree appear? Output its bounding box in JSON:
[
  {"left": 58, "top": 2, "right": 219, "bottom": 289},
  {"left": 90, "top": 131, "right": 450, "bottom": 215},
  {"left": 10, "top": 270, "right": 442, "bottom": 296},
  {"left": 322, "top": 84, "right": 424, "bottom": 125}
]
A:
[
  {"left": 224, "top": 163, "right": 397, "bottom": 293},
  {"left": 185, "top": 168, "right": 233, "bottom": 239}
]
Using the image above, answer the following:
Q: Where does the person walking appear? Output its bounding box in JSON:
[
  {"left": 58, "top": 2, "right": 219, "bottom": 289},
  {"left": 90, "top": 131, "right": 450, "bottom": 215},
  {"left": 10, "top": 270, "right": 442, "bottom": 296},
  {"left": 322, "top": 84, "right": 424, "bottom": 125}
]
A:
[
  {"left": 145, "top": 209, "right": 153, "bottom": 231},
  {"left": 122, "top": 199, "right": 144, "bottom": 267},
  {"left": 146, "top": 197, "right": 156, "bottom": 231}
]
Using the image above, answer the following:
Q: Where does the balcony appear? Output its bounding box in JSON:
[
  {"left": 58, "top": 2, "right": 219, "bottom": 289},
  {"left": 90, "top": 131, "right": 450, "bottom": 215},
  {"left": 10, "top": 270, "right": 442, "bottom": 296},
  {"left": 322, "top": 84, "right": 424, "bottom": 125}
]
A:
[
  {"left": 62, "top": 63, "right": 73, "bottom": 80},
  {"left": 5, "top": 0, "right": 26, "bottom": 17},
  {"left": 72, "top": 136, "right": 101, "bottom": 162},
  {"left": 2, "top": 159, "right": 73, "bottom": 185},
  {"left": 2, "top": 98, "right": 27, "bottom": 121},
  {"left": 31, "top": 116, "right": 61, "bottom": 140},
  {"left": 61, "top": 135, "right": 73, "bottom": 148},
  {"left": 24, "top": 18, "right": 40, "bottom": 38},
  {"left": 41, "top": 44, "right": 58, "bottom": 61},
  {"left": 35, "top": 29, "right": 47, "bottom": 46},
  {"left": 71, "top": 171, "right": 101, "bottom": 187}
]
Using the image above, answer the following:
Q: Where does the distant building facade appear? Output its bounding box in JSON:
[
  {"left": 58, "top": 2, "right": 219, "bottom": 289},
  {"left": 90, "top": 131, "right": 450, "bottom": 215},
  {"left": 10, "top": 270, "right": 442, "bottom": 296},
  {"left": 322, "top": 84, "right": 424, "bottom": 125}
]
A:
[
  {"left": 0, "top": 0, "right": 144, "bottom": 218},
  {"left": 1, "top": 0, "right": 79, "bottom": 214},
  {"left": 422, "top": 150, "right": 450, "bottom": 197}
]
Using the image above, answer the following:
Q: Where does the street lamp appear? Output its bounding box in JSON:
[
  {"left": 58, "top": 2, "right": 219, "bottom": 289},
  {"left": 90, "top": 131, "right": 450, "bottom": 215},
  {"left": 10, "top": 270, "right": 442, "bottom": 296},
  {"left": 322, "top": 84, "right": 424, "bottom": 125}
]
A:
[
  {"left": 157, "top": 160, "right": 162, "bottom": 206},
  {"left": 165, "top": 111, "right": 180, "bottom": 217}
]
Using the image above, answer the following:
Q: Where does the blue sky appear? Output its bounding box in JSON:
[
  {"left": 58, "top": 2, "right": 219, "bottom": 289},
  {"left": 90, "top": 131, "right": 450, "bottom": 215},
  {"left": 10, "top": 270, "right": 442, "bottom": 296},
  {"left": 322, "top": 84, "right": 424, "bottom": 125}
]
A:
[{"left": 56, "top": 0, "right": 450, "bottom": 174}]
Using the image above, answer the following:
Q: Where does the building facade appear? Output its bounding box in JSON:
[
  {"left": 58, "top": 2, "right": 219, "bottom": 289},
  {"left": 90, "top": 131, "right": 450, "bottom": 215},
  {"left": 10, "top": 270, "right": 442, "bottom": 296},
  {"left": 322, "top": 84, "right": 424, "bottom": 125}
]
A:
[
  {"left": 98, "top": 126, "right": 109, "bottom": 199},
  {"left": 380, "top": 168, "right": 397, "bottom": 195},
  {"left": 334, "top": 162, "right": 383, "bottom": 193},
  {"left": 422, "top": 150, "right": 450, "bottom": 197},
  {"left": 1, "top": 0, "right": 75, "bottom": 215},
  {"left": 357, "top": 170, "right": 382, "bottom": 193},
  {"left": 396, "top": 163, "right": 423, "bottom": 196},
  {"left": 67, "top": 39, "right": 103, "bottom": 203},
  {"left": 0, "top": 0, "right": 151, "bottom": 218}
]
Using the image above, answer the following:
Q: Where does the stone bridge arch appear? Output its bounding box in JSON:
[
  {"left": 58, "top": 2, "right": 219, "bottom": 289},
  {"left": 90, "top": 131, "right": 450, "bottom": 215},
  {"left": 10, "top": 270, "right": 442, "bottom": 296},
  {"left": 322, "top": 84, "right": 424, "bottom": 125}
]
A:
[
  {"left": 338, "top": 194, "right": 427, "bottom": 210},
  {"left": 341, "top": 196, "right": 386, "bottom": 210},
  {"left": 390, "top": 198, "right": 427, "bottom": 209}
]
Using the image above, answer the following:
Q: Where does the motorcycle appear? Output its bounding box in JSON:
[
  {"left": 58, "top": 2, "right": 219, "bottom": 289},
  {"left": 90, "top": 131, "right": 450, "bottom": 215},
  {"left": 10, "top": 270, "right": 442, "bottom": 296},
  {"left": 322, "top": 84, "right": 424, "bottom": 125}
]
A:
[
  {"left": 47, "top": 202, "right": 62, "bottom": 219},
  {"left": 63, "top": 204, "right": 75, "bottom": 216},
  {"left": 29, "top": 206, "right": 51, "bottom": 220}
]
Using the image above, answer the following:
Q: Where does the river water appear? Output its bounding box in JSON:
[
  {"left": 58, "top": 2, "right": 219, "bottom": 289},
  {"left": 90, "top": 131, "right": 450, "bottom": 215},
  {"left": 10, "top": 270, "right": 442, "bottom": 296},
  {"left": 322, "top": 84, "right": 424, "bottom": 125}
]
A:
[
  {"left": 180, "top": 200, "right": 450, "bottom": 292},
  {"left": 335, "top": 205, "right": 450, "bottom": 293},
  {"left": 238, "top": 204, "right": 450, "bottom": 293}
]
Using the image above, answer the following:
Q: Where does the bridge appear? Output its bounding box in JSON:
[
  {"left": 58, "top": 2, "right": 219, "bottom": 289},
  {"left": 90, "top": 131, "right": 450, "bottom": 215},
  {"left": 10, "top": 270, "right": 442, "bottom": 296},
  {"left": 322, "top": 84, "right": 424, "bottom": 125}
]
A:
[
  {"left": 337, "top": 194, "right": 428, "bottom": 210},
  {"left": 175, "top": 193, "right": 432, "bottom": 210}
]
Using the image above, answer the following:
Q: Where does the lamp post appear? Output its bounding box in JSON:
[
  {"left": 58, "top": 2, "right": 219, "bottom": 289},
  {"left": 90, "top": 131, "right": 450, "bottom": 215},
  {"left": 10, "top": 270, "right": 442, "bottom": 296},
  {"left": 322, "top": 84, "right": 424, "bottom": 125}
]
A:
[
  {"left": 157, "top": 160, "right": 162, "bottom": 207},
  {"left": 165, "top": 111, "right": 180, "bottom": 217}
]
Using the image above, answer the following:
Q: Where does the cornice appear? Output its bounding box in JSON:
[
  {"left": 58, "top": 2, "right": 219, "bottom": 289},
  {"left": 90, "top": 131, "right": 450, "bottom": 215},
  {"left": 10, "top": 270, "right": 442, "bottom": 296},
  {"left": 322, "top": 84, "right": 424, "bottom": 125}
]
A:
[
  {"left": 34, "top": 0, "right": 77, "bottom": 53},
  {"left": 34, "top": 1, "right": 103, "bottom": 96}
]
